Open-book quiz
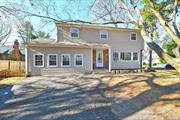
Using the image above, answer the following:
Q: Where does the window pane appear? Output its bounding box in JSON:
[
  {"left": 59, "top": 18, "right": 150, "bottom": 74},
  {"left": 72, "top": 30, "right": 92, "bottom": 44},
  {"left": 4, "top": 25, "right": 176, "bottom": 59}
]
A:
[
  {"left": 101, "top": 34, "right": 107, "bottom": 38},
  {"left": 76, "top": 61, "right": 82, "bottom": 65},
  {"left": 62, "top": 55, "right": 70, "bottom": 66},
  {"left": 113, "top": 52, "right": 119, "bottom": 61},
  {"left": 75, "top": 55, "right": 83, "bottom": 66},
  {"left": 100, "top": 32, "right": 108, "bottom": 39},
  {"left": 131, "top": 34, "right": 136, "bottom": 40},
  {"left": 35, "top": 61, "right": 43, "bottom": 66},
  {"left": 49, "top": 55, "right": 57, "bottom": 66},
  {"left": 35, "top": 55, "right": 43, "bottom": 66},
  {"left": 121, "top": 52, "right": 131, "bottom": 60},
  {"left": 133, "top": 53, "right": 138, "bottom": 60},
  {"left": 63, "top": 61, "right": 70, "bottom": 65},
  {"left": 70, "top": 28, "right": 79, "bottom": 38},
  {"left": 71, "top": 33, "right": 78, "bottom": 37}
]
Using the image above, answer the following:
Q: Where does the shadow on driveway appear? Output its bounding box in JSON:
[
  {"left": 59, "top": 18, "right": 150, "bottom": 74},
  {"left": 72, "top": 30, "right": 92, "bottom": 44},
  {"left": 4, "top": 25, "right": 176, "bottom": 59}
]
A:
[
  {"left": 0, "top": 85, "right": 14, "bottom": 108},
  {"left": 0, "top": 74, "right": 118, "bottom": 120}
]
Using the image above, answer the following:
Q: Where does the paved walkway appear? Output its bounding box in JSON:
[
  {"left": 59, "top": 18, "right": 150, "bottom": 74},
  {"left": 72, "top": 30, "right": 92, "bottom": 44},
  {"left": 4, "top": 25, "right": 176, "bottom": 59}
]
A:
[{"left": 0, "top": 74, "right": 118, "bottom": 120}]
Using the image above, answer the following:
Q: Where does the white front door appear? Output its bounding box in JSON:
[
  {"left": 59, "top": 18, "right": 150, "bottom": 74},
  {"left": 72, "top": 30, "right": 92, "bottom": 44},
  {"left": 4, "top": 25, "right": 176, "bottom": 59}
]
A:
[{"left": 96, "top": 50, "right": 104, "bottom": 67}]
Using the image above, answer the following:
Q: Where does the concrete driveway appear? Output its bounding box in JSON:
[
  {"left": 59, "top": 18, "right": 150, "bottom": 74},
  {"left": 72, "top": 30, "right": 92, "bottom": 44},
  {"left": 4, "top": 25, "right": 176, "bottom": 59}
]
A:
[{"left": 0, "top": 74, "right": 118, "bottom": 120}]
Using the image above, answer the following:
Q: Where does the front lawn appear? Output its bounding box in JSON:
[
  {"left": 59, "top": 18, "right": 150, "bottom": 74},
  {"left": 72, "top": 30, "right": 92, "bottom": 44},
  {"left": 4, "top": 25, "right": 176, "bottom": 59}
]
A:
[
  {"left": 106, "top": 70, "right": 180, "bottom": 119},
  {"left": 0, "top": 77, "right": 25, "bottom": 88}
]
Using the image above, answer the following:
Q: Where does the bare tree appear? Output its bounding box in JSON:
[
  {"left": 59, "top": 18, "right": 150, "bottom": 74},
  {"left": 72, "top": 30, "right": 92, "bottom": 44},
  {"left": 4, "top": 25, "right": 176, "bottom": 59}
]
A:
[{"left": 0, "top": 17, "right": 12, "bottom": 45}]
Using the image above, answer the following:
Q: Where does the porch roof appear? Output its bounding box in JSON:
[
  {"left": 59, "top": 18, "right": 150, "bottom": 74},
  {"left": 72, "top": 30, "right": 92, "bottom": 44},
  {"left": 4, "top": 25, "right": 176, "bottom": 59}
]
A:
[{"left": 25, "top": 38, "right": 110, "bottom": 49}]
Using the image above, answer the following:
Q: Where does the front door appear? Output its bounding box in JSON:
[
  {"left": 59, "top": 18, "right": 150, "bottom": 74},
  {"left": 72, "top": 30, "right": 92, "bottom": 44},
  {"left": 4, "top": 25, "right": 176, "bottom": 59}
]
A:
[{"left": 96, "top": 50, "right": 104, "bottom": 67}]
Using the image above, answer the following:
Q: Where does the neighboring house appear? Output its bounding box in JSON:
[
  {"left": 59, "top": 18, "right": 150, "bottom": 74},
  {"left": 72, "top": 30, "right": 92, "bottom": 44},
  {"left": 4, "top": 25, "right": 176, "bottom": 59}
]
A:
[{"left": 25, "top": 23, "right": 144, "bottom": 76}]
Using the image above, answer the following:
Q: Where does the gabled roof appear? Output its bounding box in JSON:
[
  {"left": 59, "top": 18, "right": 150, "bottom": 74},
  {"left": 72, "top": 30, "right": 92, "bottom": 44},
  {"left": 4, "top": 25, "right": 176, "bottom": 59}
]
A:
[{"left": 56, "top": 22, "right": 139, "bottom": 32}]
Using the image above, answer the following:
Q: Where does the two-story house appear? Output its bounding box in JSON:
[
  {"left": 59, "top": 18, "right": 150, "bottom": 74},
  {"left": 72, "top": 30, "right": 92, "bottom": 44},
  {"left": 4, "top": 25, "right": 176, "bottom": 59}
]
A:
[{"left": 25, "top": 22, "right": 144, "bottom": 76}]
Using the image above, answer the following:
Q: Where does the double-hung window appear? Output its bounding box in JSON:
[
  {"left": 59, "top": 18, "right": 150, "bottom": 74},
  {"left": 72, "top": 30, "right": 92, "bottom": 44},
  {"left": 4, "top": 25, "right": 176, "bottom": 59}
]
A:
[
  {"left": 130, "top": 33, "right": 137, "bottom": 40},
  {"left": 70, "top": 28, "right": 79, "bottom": 38},
  {"left": 120, "top": 52, "right": 131, "bottom": 60},
  {"left": 133, "top": 52, "right": 138, "bottom": 60},
  {"left": 47, "top": 54, "right": 58, "bottom": 67},
  {"left": 113, "top": 52, "right": 119, "bottom": 61},
  {"left": 100, "top": 31, "right": 108, "bottom": 40},
  {"left": 34, "top": 54, "right": 44, "bottom": 67},
  {"left": 74, "top": 54, "right": 83, "bottom": 66},
  {"left": 61, "top": 54, "right": 71, "bottom": 67}
]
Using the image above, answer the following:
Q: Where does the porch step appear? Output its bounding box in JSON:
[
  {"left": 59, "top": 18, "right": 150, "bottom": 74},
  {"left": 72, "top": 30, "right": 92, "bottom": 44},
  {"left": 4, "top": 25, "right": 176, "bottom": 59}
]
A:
[
  {"left": 111, "top": 69, "right": 144, "bottom": 74},
  {"left": 92, "top": 69, "right": 110, "bottom": 74},
  {"left": 41, "top": 68, "right": 81, "bottom": 76}
]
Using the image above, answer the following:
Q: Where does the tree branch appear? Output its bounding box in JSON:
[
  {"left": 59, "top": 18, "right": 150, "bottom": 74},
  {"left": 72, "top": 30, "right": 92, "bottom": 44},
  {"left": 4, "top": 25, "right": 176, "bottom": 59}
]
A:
[{"left": 147, "top": 0, "right": 180, "bottom": 46}]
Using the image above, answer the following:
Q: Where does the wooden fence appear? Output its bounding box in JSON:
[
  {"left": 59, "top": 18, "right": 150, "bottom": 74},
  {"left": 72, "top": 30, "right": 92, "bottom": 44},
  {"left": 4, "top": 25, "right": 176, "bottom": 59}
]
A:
[{"left": 0, "top": 60, "right": 25, "bottom": 77}]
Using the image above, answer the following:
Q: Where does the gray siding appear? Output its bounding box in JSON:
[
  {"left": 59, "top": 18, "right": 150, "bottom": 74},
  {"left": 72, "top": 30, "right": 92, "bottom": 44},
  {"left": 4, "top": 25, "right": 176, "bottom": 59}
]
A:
[
  {"left": 57, "top": 26, "right": 144, "bottom": 69},
  {"left": 27, "top": 47, "right": 92, "bottom": 76}
]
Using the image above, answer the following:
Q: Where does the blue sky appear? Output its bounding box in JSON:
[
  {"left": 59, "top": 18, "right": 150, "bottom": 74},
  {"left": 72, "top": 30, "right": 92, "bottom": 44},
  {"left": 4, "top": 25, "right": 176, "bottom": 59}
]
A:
[
  {"left": 1, "top": 0, "right": 180, "bottom": 45},
  {"left": 2, "top": 0, "right": 94, "bottom": 45}
]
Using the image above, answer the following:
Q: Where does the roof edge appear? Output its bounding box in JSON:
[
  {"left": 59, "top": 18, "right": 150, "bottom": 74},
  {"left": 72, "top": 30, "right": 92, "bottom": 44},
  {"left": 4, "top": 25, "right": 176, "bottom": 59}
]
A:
[{"left": 56, "top": 22, "right": 139, "bottom": 32}]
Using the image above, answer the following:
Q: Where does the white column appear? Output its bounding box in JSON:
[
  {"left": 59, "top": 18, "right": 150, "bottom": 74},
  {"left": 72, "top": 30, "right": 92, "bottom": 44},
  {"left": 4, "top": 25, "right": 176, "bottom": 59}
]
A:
[
  {"left": 91, "top": 48, "right": 93, "bottom": 71},
  {"left": 108, "top": 48, "right": 111, "bottom": 72},
  {"left": 25, "top": 47, "right": 28, "bottom": 76}
]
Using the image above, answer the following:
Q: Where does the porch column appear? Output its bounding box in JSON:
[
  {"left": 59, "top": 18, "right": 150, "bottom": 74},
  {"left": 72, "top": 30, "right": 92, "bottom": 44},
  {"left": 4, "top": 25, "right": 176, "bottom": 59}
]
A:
[
  {"left": 108, "top": 48, "right": 111, "bottom": 72},
  {"left": 25, "top": 47, "right": 29, "bottom": 76},
  {"left": 91, "top": 48, "right": 93, "bottom": 71}
]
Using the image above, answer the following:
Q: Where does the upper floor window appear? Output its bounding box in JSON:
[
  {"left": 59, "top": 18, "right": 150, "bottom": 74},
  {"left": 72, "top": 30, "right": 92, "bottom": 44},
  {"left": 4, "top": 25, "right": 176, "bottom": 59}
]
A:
[
  {"left": 33, "top": 54, "right": 44, "bottom": 67},
  {"left": 130, "top": 33, "right": 137, "bottom": 40},
  {"left": 70, "top": 28, "right": 79, "bottom": 38},
  {"left": 100, "top": 31, "right": 108, "bottom": 40},
  {"left": 113, "top": 52, "right": 119, "bottom": 61}
]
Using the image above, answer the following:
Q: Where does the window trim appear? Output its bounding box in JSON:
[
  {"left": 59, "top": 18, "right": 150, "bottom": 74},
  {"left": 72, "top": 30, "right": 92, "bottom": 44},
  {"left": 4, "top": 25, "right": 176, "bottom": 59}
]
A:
[
  {"left": 61, "top": 54, "right": 71, "bottom": 67},
  {"left": 74, "top": 54, "right": 83, "bottom": 67},
  {"left": 33, "top": 54, "right": 44, "bottom": 67},
  {"left": 100, "top": 31, "right": 108, "bottom": 40},
  {"left": 112, "top": 51, "right": 120, "bottom": 62},
  {"left": 130, "top": 32, "right": 137, "bottom": 41},
  {"left": 69, "top": 28, "right": 79, "bottom": 38},
  {"left": 47, "top": 54, "right": 58, "bottom": 67}
]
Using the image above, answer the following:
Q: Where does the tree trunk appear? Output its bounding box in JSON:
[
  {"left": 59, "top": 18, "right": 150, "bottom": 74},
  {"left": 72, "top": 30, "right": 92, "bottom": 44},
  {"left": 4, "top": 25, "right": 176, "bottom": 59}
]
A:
[{"left": 140, "top": 28, "right": 180, "bottom": 73}]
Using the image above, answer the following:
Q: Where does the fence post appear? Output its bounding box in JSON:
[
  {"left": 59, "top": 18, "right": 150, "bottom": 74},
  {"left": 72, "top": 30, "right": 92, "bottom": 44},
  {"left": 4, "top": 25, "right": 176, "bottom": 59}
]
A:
[
  {"left": 19, "top": 61, "right": 21, "bottom": 76},
  {"left": 8, "top": 61, "right": 10, "bottom": 77}
]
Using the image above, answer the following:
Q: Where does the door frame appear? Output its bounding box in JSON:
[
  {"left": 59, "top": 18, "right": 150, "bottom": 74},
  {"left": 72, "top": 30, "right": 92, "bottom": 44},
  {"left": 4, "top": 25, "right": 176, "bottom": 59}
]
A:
[{"left": 96, "top": 49, "right": 104, "bottom": 67}]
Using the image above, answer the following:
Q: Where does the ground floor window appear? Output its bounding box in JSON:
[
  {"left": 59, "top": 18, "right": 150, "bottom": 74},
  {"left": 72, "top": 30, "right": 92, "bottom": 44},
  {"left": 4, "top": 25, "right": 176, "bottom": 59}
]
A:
[
  {"left": 34, "top": 54, "right": 44, "bottom": 67},
  {"left": 61, "top": 54, "right": 71, "bottom": 67},
  {"left": 113, "top": 52, "right": 119, "bottom": 61},
  {"left": 133, "top": 52, "right": 138, "bottom": 60},
  {"left": 74, "top": 54, "right": 83, "bottom": 66},
  {"left": 48, "top": 54, "right": 58, "bottom": 67},
  {"left": 120, "top": 52, "right": 131, "bottom": 60}
]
